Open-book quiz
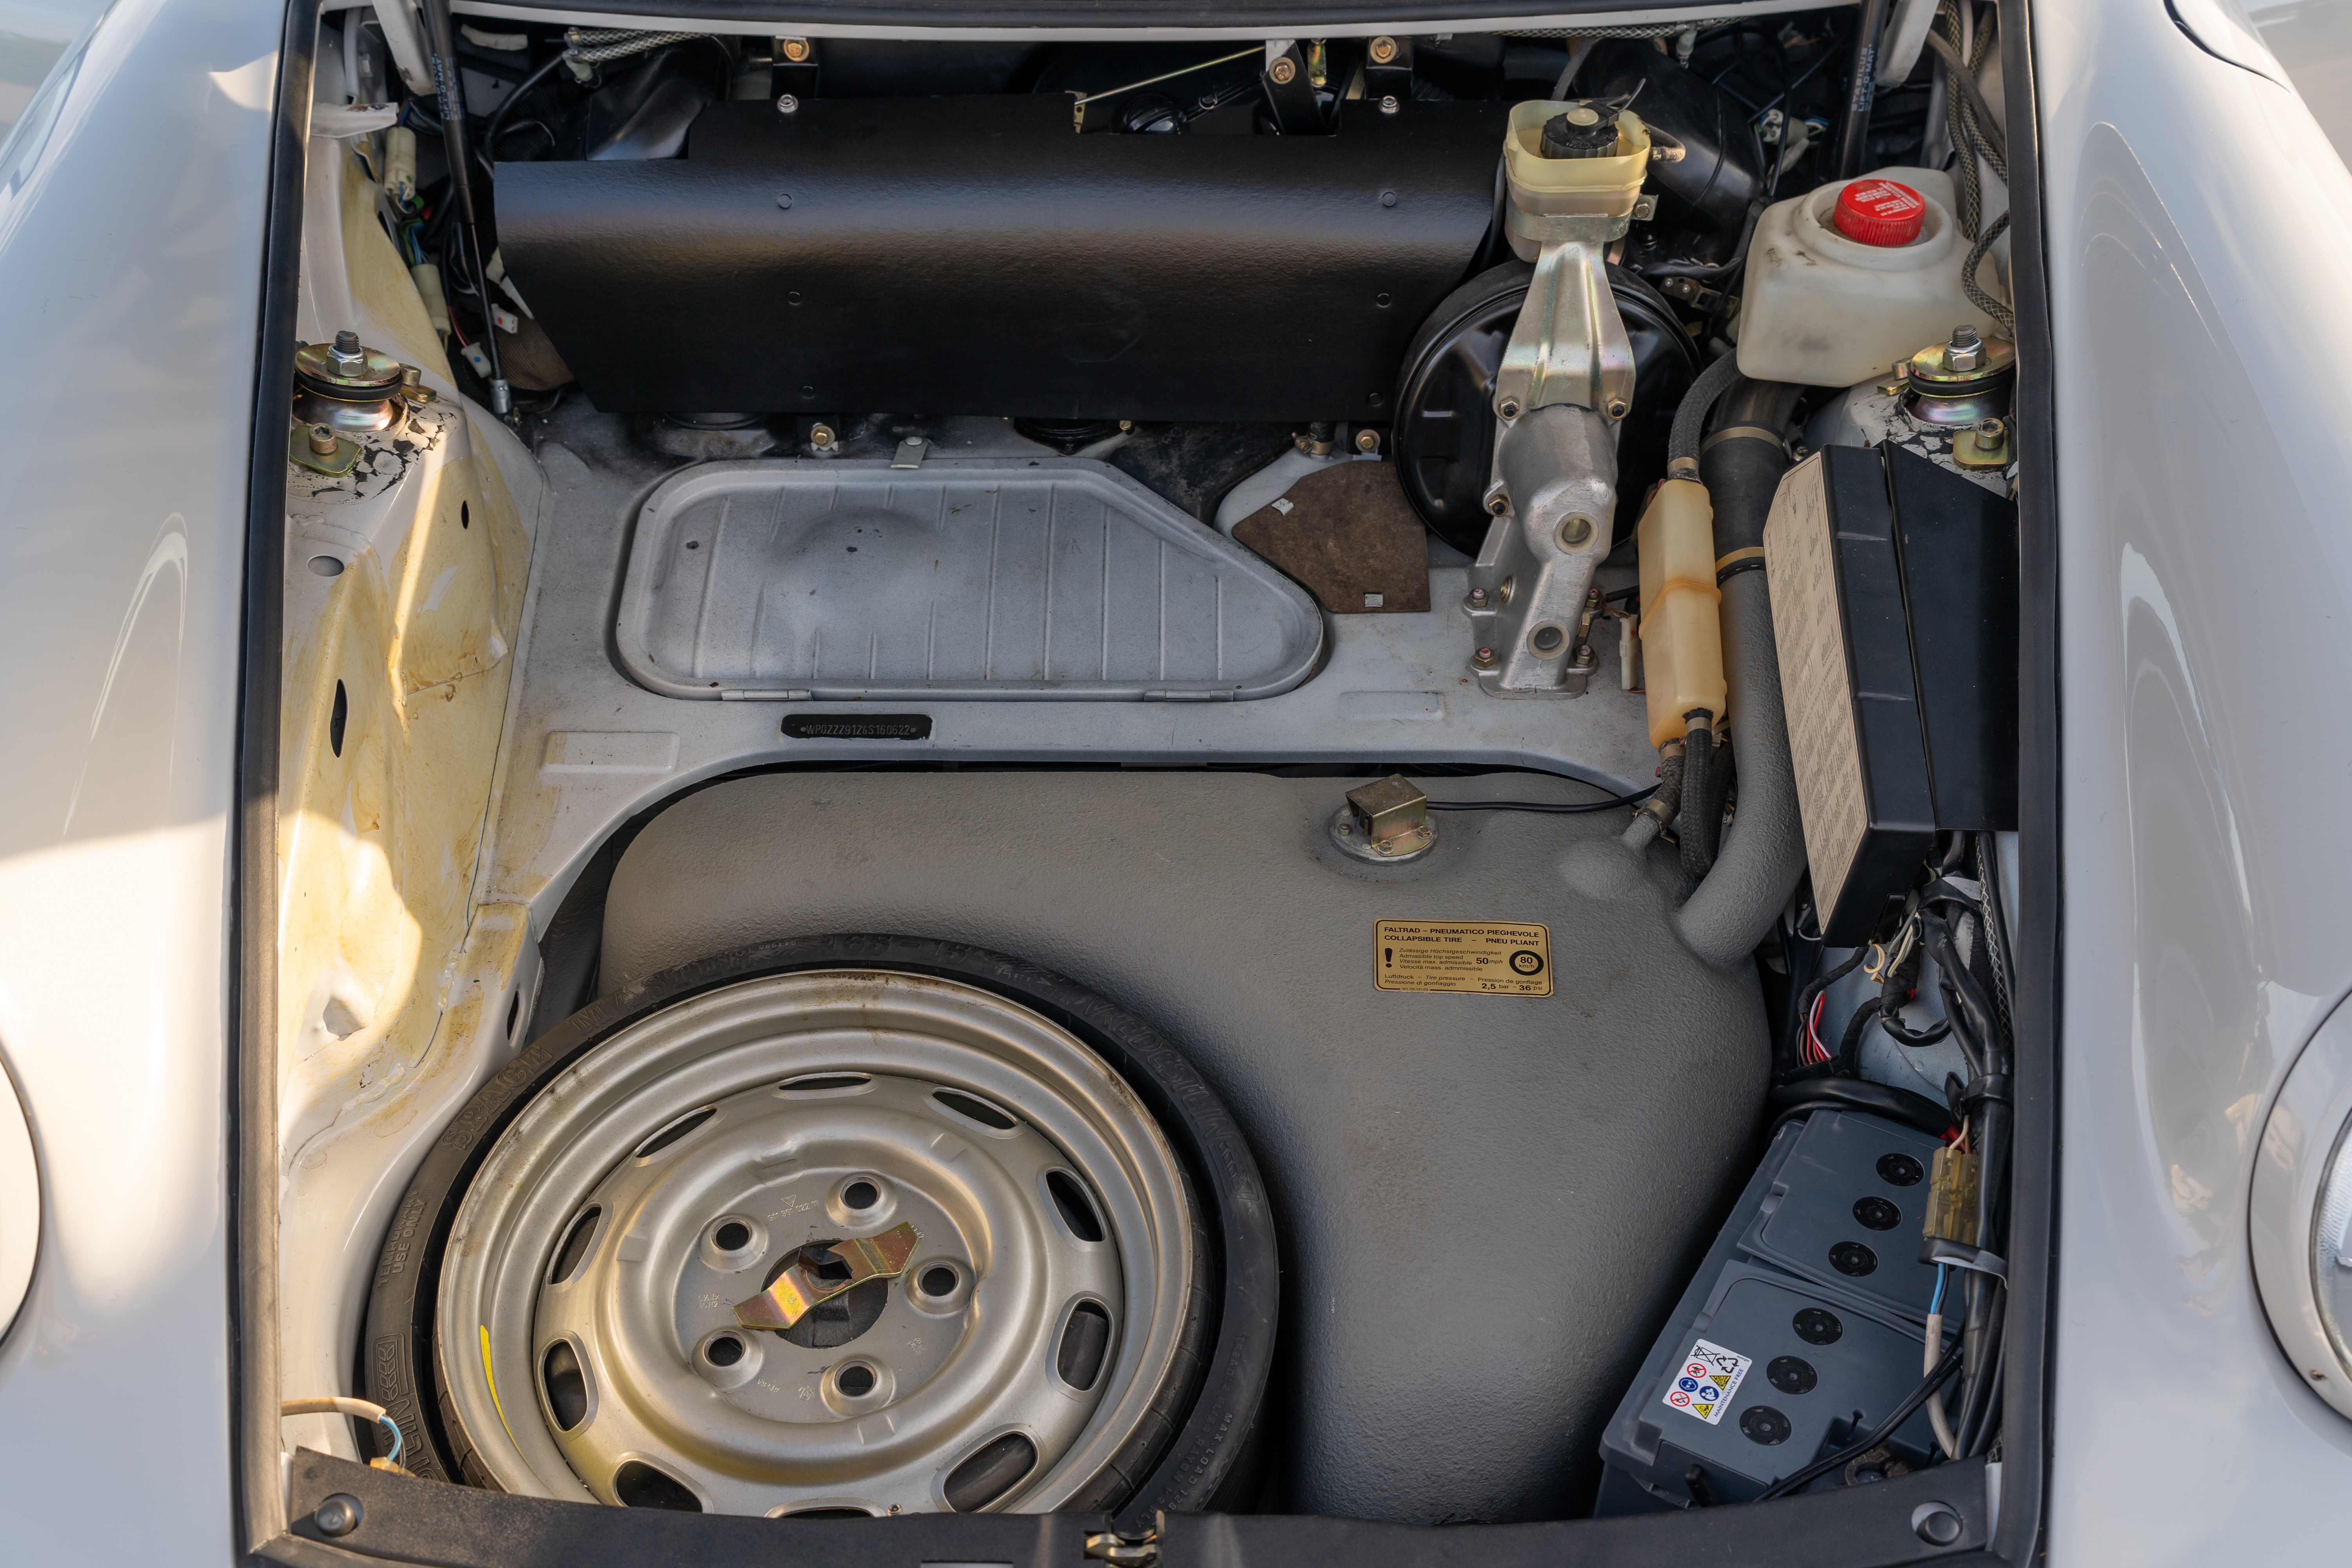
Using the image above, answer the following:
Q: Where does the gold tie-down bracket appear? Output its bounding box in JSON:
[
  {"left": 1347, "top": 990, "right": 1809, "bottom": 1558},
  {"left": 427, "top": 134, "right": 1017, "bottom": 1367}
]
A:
[{"left": 733, "top": 1222, "right": 922, "bottom": 1330}]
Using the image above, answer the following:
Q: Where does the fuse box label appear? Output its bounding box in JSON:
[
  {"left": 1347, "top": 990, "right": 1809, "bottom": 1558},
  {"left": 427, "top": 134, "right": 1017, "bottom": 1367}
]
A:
[
  {"left": 1663, "top": 1339, "right": 1752, "bottom": 1425},
  {"left": 1373, "top": 920, "right": 1552, "bottom": 996}
]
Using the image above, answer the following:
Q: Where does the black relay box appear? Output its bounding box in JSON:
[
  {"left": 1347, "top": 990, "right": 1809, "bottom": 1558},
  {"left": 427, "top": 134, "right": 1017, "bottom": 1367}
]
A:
[{"left": 1597, "top": 1111, "right": 1954, "bottom": 1509}]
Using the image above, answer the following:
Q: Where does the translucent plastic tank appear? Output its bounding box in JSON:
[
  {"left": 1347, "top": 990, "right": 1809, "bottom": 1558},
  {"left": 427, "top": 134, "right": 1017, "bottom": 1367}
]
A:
[{"left": 1734, "top": 167, "right": 2001, "bottom": 388}]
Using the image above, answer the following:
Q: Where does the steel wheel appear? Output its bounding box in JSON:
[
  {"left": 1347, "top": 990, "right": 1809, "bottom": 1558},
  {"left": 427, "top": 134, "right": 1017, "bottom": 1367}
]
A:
[{"left": 433, "top": 969, "right": 1196, "bottom": 1515}]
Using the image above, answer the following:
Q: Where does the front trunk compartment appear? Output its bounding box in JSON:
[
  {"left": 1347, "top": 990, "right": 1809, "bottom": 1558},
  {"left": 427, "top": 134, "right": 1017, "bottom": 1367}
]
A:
[{"left": 241, "top": 5, "right": 2055, "bottom": 1564}]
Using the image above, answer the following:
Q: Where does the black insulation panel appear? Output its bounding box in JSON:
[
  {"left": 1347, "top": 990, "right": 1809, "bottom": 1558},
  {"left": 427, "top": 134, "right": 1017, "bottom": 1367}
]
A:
[{"left": 496, "top": 96, "right": 1507, "bottom": 421}]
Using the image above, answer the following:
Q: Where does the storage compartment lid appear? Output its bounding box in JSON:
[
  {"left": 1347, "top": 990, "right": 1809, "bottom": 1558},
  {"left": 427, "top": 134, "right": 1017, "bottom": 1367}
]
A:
[{"left": 615, "top": 458, "right": 1326, "bottom": 702}]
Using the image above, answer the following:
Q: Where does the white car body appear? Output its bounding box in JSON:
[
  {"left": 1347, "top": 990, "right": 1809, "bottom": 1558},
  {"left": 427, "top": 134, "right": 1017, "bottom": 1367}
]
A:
[{"left": 2, "top": 0, "right": 2351, "bottom": 1559}]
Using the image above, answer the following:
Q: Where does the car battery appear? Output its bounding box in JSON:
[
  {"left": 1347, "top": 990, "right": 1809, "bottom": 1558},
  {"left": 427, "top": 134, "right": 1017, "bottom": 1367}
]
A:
[{"left": 1597, "top": 1110, "right": 1954, "bottom": 1508}]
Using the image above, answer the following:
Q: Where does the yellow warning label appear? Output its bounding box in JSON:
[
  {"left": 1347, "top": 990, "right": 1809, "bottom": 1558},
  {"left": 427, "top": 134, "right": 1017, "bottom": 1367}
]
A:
[{"left": 1374, "top": 920, "right": 1553, "bottom": 996}]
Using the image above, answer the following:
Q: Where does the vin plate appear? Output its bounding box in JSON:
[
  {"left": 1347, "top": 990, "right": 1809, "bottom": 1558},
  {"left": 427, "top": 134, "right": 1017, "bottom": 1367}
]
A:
[{"left": 1373, "top": 920, "right": 1552, "bottom": 996}]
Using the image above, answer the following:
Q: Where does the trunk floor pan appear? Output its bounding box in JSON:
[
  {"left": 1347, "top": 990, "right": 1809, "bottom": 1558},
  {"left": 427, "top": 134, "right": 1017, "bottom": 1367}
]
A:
[{"left": 599, "top": 769, "right": 1766, "bottom": 1523}]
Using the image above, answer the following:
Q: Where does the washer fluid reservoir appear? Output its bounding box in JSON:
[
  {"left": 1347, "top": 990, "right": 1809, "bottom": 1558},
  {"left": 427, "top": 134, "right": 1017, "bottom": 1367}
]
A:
[{"left": 1735, "top": 167, "right": 2000, "bottom": 388}]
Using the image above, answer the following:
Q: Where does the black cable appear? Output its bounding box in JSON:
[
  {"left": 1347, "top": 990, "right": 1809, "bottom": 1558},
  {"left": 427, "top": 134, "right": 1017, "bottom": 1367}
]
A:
[
  {"left": 1766, "top": 1078, "right": 1955, "bottom": 1137},
  {"left": 1424, "top": 787, "right": 1657, "bottom": 815},
  {"left": 1755, "top": 1343, "right": 1963, "bottom": 1499},
  {"left": 483, "top": 45, "right": 572, "bottom": 170}
]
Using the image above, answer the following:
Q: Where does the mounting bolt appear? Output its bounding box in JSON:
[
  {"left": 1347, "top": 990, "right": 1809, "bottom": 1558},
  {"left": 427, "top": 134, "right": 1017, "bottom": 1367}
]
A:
[
  {"left": 307, "top": 423, "right": 338, "bottom": 456},
  {"left": 1945, "top": 323, "right": 1985, "bottom": 372},
  {"left": 314, "top": 1494, "right": 363, "bottom": 1538},
  {"left": 779, "top": 36, "right": 811, "bottom": 62},
  {"left": 1269, "top": 56, "right": 1296, "bottom": 84},
  {"left": 1354, "top": 427, "right": 1380, "bottom": 453},
  {"left": 1974, "top": 416, "right": 2007, "bottom": 442},
  {"left": 776, "top": 93, "right": 800, "bottom": 114},
  {"left": 1466, "top": 586, "right": 1490, "bottom": 609},
  {"left": 1379, "top": 94, "right": 1400, "bottom": 116},
  {"left": 1483, "top": 482, "right": 1511, "bottom": 516},
  {"left": 1496, "top": 396, "right": 1521, "bottom": 419},
  {"left": 1473, "top": 646, "right": 1498, "bottom": 669},
  {"left": 809, "top": 424, "right": 837, "bottom": 449},
  {"left": 1368, "top": 35, "right": 1399, "bottom": 64},
  {"left": 1606, "top": 397, "right": 1630, "bottom": 420}
]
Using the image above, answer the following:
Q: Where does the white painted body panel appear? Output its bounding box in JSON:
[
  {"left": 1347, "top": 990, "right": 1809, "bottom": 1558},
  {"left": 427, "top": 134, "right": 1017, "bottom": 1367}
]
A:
[
  {"left": 0, "top": 0, "right": 284, "bottom": 1560},
  {"left": 2037, "top": 0, "right": 2352, "bottom": 1558}
]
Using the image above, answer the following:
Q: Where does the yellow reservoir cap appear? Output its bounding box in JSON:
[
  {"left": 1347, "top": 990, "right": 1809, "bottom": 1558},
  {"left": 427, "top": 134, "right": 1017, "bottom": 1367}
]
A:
[{"left": 1636, "top": 477, "right": 1727, "bottom": 748}]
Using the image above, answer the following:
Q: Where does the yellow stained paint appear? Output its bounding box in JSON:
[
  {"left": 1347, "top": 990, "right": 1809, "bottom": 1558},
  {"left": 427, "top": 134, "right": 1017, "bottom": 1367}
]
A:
[{"left": 276, "top": 408, "right": 529, "bottom": 1144}]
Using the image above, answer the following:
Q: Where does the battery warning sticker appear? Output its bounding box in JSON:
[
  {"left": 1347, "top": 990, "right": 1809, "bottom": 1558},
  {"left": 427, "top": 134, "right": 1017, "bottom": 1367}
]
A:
[
  {"left": 1662, "top": 1339, "right": 1753, "bottom": 1425},
  {"left": 1373, "top": 920, "right": 1552, "bottom": 996}
]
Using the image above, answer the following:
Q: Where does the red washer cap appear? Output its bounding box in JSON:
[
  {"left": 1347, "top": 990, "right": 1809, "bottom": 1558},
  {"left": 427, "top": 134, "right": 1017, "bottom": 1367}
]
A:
[{"left": 1833, "top": 178, "right": 1927, "bottom": 246}]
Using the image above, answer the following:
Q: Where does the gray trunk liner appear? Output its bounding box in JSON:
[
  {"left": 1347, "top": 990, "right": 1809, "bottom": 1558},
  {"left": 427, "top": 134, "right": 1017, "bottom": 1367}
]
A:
[{"left": 617, "top": 458, "right": 1324, "bottom": 701}]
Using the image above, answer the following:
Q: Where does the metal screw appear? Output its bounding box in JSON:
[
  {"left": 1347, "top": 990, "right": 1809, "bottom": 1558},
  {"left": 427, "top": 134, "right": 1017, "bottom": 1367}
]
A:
[
  {"left": 1496, "top": 397, "right": 1521, "bottom": 419},
  {"left": 1974, "top": 416, "right": 2007, "bottom": 442},
  {"left": 1483, "top": 483, "right": 1511, "bottom": 516},
  {"left": 1269, "top": 57, "right": 1296, "bottom": 84},
  {"left": 1369, "top": 35, "right": 1399, "bottom": 64},
  {"left": 1558, "top": 515, "right": 1594, "bottom": 549},
  {"left": 1473, "top": 646, "right": 1498, "bottom": 668},
  {"left": 776, "top": 93, "right": 799, "bottom": 114},
  {"left": 1379, "top": 94, "right": 1400, "bottom": 115},
  {"left": 776, "top": 192, "right": 793, "bottom": 208},
  {"left": 1573, "top": 643, "right": 1598, "bottom": 669},
  {"left": 315, "top": 1494, "right": 363, "bottom": 1538},
  {"left": 1379, "top": 189, "right": 1399, "bottom": 208},
  {"left": 1467, "top": 586, "right": 1490, "bottom": 609},
  {"left": 333, "top": 328, "right": 361, "bottom": 360},
  {"left": 307, "top": 424, "right": 338, "bottom": 456},
  {"left": 1354, "top": 428, "right": 1380, "bottom": 453},
  {"left": 810, "top": 424, "right": 837, "bottom": 448},
  {"left": 1945, "top": 324, "right": 1984, "bottom": 371},
  {"left": 1606, "top": 398, "right": 1630, "bottom": 420},
  {"left": 780, "top": 36, "right": 811, "bottom": 62}
]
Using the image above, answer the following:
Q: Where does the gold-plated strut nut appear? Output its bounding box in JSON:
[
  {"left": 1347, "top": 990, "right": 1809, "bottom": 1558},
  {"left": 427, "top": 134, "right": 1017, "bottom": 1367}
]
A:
[{"left": 734, "top": 1223, "right": 920, "bottom": 1330}]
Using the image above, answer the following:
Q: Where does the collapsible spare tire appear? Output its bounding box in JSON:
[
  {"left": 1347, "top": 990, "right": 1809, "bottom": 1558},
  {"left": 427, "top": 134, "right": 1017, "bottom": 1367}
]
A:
[{"left": 363, "top": 935, "right": 1276, "bottom": 1522}]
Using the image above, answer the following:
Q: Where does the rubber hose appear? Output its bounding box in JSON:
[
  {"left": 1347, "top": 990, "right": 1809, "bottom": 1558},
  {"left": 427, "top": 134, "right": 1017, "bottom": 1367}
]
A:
[
  {"left": 1668, "top": 351, "right": 1744, "bottom": 475},
  {"left": 1701, "top": 379, "right": 1805, "bottom": 555},
  {"left": 1673, "top": 565, "right": 1808, "bottom": 967},
  {"left": 1624, "top": 747, "right": 1686, "bottom": 848},
  {"left": 1678, "top": 714, "right": 1717, "bottom": 880}
]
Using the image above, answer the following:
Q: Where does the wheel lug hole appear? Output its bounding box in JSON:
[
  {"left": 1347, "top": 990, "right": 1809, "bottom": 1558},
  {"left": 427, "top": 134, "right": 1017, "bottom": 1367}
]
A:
[
  {"left": 706, "top": 1334, "right": 744, "bottom": 1367},
  {"left": 920, "top": 1265, "right": 958, "bottom": 1297},
  {"left": 713, "top": 1220, "right": 751, "bottom": 1251},
  {"left": 836, "top": 1362, "right": 877, "bottom": 1397},
  {"left": 843, "top": 1180, "right": 880, "bottom": 1211}
]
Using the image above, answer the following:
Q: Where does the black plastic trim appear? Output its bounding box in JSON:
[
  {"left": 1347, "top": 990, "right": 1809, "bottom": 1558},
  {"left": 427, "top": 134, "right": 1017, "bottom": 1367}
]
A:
[
  {"left": 1990, "top": 0, "right": 2057, "bottom": 1561},
  {"left": 234, "top": 0, "right": 314, "bottom": 1555}
]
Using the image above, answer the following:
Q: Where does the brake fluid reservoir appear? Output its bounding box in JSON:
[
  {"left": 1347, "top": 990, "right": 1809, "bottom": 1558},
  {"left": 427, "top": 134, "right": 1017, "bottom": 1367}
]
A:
[
  {"left": 1636, "top": 477, "right": 1726, "bottom": 746},
  {"left": 1735, "top": 167, "right": 2000, "bottom": 388}
]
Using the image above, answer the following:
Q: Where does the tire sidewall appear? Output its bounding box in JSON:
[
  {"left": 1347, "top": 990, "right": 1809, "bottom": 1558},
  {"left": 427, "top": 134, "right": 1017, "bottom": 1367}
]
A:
[{"left": 361, "top": 933, "right": 1277, "bottom": 1517}]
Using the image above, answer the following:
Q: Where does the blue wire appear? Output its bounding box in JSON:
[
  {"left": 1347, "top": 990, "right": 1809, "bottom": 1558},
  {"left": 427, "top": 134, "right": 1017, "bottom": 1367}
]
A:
[
  {"left": 374, "top": 1412, "right": 404, "bottom": 1466},
  {"left": 1929, "top": 1261, "right": 1949, "bottom": 1318}
]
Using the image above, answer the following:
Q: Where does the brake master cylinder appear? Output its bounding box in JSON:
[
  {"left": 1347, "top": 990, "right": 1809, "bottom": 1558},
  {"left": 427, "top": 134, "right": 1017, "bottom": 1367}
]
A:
[{"left": 1465, "top": 99, "right": 1661, "bottom": 697}]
